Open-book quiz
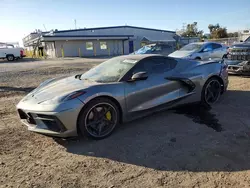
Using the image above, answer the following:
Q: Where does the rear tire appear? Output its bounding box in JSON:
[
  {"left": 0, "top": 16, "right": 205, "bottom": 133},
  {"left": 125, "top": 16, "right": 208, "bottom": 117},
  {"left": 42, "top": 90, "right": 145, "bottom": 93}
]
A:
[
  {"left": 201, "top": 77, "right": 221, "bottom": 107},
  {"left": 78, "top": 98, "right": 120, "bottom": 140},
  {"left": 6, "top": 55, "right": 14, "bottom": 61}
]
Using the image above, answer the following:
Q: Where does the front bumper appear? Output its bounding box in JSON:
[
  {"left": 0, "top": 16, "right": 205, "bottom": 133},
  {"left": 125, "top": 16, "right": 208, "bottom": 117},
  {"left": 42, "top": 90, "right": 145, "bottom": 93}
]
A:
[
  {"left": 225, "top": 60, "right": 250, "bottom": 74},
  {"left": 227, "top": 65, "right": 244, "bottom": 74},
  {"left": 16, "top": 98, "right": 84, "bottom": 137}
]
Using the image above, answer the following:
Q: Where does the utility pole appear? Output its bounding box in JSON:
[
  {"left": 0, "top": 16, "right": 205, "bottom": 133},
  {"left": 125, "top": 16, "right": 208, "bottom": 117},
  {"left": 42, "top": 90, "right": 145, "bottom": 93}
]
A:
[
  {"left": 74, "top": 19, "right": 77, "bottom": 29},
  {"left": 43, "top": 24, "right": 47, "bottom": 31}
]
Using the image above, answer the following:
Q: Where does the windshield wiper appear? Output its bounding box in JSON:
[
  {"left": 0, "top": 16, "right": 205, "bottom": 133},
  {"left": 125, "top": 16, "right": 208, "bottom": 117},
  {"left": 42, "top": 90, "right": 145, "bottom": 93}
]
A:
[{"left": 75, "top": 74, "right": 82, "bottom": 80}]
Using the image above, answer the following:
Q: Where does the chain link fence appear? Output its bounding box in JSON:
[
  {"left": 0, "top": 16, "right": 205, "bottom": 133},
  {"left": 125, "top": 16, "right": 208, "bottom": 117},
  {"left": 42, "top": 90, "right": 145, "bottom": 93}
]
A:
[{"left": 207, "top": 37, "right": 240, "bottom": 46}]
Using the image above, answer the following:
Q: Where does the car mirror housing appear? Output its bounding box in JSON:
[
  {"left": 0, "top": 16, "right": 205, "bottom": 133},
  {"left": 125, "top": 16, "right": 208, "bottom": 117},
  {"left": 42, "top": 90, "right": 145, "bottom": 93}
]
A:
[{"left": 130, "top": 72, "right": 148, "bottom": 81}]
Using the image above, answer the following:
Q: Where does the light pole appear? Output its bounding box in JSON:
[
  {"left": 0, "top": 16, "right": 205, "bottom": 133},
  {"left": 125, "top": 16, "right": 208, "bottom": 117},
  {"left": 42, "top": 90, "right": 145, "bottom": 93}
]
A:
[{"left": 74, "top": 19, "right": 77, "bottom": 29}]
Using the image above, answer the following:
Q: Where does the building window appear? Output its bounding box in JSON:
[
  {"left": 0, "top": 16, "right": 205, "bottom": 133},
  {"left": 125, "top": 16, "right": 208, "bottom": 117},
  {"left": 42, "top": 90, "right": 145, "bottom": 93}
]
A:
[
  {"left": 141, "top": 42, "right": 147, "bottom": 47},
  {"left": 86, "top": 42, "right": 93, "bottom": 50},
  {"left": 100, "top": 42, "right": 107, "bottom": 50}
]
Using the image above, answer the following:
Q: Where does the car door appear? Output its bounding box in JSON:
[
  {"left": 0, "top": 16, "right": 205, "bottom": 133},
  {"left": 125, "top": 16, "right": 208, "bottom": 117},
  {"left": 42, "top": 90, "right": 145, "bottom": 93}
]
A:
[
  {"left": 123, "top": 57, "right": 181, "bottom": 117},
  {"left": 0, "top": 49, "right": 4, "bottom": 58},
  {"left": 0, "top": 48, "right": 7, "bottom": 58},
  {"left": 211, "top": 43, "right": 224, "bottom": 58}
]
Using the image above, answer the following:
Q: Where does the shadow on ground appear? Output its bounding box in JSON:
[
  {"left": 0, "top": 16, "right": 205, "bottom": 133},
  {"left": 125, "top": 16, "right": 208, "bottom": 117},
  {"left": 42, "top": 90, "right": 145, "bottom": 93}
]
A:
[
  {"left": 55, "top": 90, "right": 250, "bottom": 172},
  {"left": 0, "top": 86, "right": 35, "bottom": 92}
]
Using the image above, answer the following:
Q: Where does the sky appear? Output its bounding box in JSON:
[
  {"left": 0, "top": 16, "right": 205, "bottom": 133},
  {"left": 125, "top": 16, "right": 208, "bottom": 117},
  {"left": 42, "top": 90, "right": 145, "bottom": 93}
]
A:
[{"left": 1, "top": 0, "right": 250, "bottom": 46}]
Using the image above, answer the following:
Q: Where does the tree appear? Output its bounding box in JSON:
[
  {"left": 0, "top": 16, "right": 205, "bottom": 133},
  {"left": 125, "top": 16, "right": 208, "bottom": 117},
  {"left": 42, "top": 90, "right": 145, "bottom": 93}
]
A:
[
  {"left": 181, "top": 22, "right": 203, "bottom": 38},
  {"left": 227, "top": 32, "right": 239, "bottom": 38},
  {"left": 208, "top": 24, "right": 228, "bottom": 39}
]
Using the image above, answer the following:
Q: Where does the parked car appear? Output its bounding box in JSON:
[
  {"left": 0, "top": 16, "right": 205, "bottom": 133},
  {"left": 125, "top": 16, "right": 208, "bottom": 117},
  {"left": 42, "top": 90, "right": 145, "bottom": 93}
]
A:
[
  {"left": 132, "top": 43, "right": 173, "bottom": 56},
  {"left": 0, "top": 43, "right": 25, "bottom": 61},
  {"left": 168, "top": 42, "right": 228, "bottom": 60},
  {"left": 225, "top": 37, "right": 250, "bottom": 74},
  {"left": 17, "top": 54, "right": 228, "bottom": 139}
]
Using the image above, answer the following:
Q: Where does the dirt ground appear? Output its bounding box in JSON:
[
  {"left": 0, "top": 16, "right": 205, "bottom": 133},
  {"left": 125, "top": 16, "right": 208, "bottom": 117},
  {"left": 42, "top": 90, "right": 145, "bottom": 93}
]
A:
[{"left": 0, "top": 58, "right": 250, "bottom": 188}]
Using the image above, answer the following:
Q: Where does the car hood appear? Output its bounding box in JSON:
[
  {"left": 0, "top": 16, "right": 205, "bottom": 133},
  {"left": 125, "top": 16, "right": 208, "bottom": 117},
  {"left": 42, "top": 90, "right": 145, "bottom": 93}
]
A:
[
  {"left": 168, "top": 50, "right": 195, "bottom": 58},
  {"left": 230, "top": 42, "right": 250, "bottom": 48},
  {"left": 22, "top": 76, "right": 97, "bottom": 104}
]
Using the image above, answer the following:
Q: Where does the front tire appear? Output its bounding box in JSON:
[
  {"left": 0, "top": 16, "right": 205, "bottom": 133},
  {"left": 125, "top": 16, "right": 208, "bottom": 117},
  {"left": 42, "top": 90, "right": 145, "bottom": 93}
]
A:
[
  {"left": 201, "top": 77, "right": 221, "bottom": 107},
  {"left": 6, "top": 55, "right": 15, "bottom": 61},
  {"left": 78, "top": 98, "right": 120, "bottom": 140}
]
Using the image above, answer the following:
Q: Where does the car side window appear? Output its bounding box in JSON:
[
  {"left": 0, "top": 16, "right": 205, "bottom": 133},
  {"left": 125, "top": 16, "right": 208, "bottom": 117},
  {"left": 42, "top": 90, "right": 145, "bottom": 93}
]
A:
[
  {"left": 212, "top": 43, "right": 222, "bottom": 49},
  {"left": 131, "top": 59, "right": 154, "bottom": 74},
  {"left": 162, "top": 44, "right": 171, "bottom": 49},
  {"left": 151, "top": 57, "right": 177, "bottom": 72},
  {"left": 132, "top": 57, "right": 177, "bottom": 74},
  {"left": 152, "top": 45, "right": 162, "bottom": 52},
  {"left": 122, "top": 57, "right": 176, "bottom": 81},
  {"left": 203, "top": 44, "right": 213, "bottom": 51}
]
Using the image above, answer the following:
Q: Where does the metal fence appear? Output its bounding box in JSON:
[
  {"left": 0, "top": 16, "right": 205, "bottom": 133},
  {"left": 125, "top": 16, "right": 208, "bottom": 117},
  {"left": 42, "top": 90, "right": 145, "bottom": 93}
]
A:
[{"left": 207, "top": 37, "right": 240, "bottom": 46}]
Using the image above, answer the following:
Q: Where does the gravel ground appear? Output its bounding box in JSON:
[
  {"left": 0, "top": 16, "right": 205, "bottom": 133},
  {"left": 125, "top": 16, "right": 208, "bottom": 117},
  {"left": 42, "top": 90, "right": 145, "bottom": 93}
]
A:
[{"left": 0, "top": 58, "right": 250, "bottom": 188}]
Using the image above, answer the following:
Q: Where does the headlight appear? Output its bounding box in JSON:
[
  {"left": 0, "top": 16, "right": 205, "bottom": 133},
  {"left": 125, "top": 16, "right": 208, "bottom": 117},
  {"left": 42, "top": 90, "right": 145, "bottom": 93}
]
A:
[{"left": 39, "top": 91, "right": 86, "bottom": 105}]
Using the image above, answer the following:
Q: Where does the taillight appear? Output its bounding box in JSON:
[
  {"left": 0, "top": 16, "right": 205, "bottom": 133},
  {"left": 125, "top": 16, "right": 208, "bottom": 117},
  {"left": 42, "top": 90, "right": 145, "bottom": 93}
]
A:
[{"left": 20, "top": 50, "right": 23, "bottom": 56}]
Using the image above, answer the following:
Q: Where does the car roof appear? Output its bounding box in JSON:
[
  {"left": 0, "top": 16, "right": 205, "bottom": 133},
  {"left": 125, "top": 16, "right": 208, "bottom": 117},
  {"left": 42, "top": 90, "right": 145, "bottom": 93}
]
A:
[
  {"left": 190, "top": 42, "right": 223, "bottom": 45},
  {"left": 115, "top": 54, "right": 164, "bottom": 61}
]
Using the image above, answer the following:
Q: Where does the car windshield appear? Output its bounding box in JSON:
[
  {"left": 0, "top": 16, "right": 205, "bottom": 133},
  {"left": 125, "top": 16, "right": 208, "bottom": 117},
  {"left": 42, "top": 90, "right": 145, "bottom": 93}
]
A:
[
  {"left": 134, "top": 45, "right": 157, "bottom": 54},
  {"left": 245, "top": 37, "right": 250, "bottom": 42},
  {"left": 179, "top": 43, "right": 203, "bottom": 51},
  {"left": 80, "top": 57, "right": 137, "bottom": 83}
]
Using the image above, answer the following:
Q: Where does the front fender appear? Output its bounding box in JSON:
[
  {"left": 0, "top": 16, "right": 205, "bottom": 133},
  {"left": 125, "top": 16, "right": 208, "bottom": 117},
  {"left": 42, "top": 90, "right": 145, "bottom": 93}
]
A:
[{"left": 76, "top": 83, "right": 127, "bottom": 121}]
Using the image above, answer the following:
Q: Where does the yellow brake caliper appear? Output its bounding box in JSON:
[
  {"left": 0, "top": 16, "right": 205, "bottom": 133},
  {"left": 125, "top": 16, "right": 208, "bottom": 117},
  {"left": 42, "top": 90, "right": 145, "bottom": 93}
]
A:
[{"left": 105, "top": 111, "right": 112, "bottom": 121}]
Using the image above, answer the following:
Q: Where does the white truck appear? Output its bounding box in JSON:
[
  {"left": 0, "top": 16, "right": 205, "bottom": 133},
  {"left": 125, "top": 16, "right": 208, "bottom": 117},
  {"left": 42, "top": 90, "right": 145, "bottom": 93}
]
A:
[{"left": 0, "top": 43, "right": 25, "bottom": 61}]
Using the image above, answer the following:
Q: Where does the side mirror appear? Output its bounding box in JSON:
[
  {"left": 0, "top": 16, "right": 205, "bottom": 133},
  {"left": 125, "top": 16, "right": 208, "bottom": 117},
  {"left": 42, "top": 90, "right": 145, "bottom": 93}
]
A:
[{"left": 131, "top": 72, "right": 148, "bottom": 81}]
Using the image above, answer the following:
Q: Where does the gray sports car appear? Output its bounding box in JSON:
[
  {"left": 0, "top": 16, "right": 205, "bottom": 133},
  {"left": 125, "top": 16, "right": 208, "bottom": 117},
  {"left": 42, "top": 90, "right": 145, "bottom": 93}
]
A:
[{"left": 17, "top": 54, "right": 228, "bottom": 139}]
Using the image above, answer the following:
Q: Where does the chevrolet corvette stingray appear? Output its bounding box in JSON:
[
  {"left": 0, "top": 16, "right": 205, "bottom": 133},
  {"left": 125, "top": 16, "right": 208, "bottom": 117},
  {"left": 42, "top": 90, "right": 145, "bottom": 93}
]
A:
[{"left": 17, "top": 54, "right": 228, "bottom": 139}]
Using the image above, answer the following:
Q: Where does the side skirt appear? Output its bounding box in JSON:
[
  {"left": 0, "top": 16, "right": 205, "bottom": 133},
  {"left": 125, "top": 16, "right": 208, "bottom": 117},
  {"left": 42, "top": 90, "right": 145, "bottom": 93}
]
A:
[{"left": 124, "top": 93, "right": 195, "bottom": 122}]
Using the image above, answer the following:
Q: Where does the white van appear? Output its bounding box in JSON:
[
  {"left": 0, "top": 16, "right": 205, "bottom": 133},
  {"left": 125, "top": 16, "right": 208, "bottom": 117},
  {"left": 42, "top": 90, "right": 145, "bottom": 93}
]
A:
[{"left": 0, "top": 43, "right": 25, "bottom": 61}]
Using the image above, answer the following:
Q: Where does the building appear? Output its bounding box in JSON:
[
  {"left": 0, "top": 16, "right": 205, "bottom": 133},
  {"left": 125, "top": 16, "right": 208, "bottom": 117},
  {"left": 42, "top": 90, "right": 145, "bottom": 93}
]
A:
[
  {"left": 23, "top": 25, "right": 177, "bottom": 58},
  {"left": 239, "top": 30, "right": 250, "bottom": 42}
]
